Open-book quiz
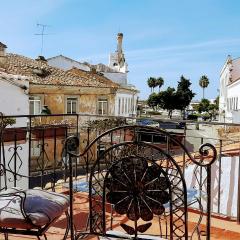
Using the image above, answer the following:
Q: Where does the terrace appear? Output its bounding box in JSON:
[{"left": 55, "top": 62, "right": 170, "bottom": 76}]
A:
[{"left": 0, "top": 113, "right": 240, "bottom": 239}]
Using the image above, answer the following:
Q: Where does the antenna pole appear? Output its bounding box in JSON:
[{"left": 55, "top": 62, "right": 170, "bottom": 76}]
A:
[
  {"left": 35, "top": 23, "right": 49, "bottom": 56},
  {"left": 41, "top": 25, "right": 45, "bottom": 55}
]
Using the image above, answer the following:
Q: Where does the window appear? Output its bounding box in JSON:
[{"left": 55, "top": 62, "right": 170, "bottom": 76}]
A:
[
  {"left": 118, "top": 98, "right": 121, "bottom": 115},
  {"left": 121, "top": 98, "right": 124, "bottom": 114},
  {"left": 133, "top": 99, "right": 136, "bottom": 112},
  {"left": 128, "top": 98, "right": 131, "bottom": 113},
  {"left": 130, "top": 98, "right": 133, "bottom": 112},
  {"left": 97, "top": 144, "right": 105, "bottom": 157},
  {"left": 29, "top": 96, "right": 41, "bottom": 115},
  {"left": 125, "top": 98, "right": 127, "bottom": 114},
  {"left": 98, "top": 98, "right": 108, "bottom": 115},
  {"left": 66, "top": 97, "right": 78, "bottom": 114}
]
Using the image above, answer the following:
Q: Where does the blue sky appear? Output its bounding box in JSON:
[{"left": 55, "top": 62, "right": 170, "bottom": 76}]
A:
[{"left": 1, "top": 0, "right": 240, "bottom": 100}]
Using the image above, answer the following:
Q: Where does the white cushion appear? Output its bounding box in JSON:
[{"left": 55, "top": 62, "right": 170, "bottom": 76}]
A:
[{"left": 0, "top": 188, "right": 69, "bottom": 229}]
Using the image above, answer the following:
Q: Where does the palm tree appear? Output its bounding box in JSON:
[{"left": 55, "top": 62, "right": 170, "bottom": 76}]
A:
[
  {"left": 199, "top": 75, "right": 209, "bottom": 99},
  {"left": 147, "top": 77, "right": 156, "bottom": 93},
  {"left": 156, "top": 77, "right": 164, "bottom": 92}
]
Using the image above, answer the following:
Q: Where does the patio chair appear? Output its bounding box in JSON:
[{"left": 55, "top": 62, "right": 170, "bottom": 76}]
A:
[
  {"left": 0, "top": 183, "right": 70, "bottom": 240},
  {"left": 0, "top": 122, "right": 71, "bottom": 240},
  {"left": 87, "top": 141, "right": 189, "bottom": 239},
  {"left": 65, "top": 125, "right": 217, "bottom": 240}
]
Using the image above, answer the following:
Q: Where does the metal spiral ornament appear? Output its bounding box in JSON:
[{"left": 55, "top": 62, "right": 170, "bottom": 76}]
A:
[{"left": 196, "top": 143, "right": 217, "bottom": 166}]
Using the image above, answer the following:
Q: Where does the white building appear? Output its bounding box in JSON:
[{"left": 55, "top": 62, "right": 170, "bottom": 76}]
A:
[
  {"left": 0, "top": 42, "right": 30, "bottom": 122},
  {"left": 219, "top": 55, "right": 240, "bottom": 123},
  {"left": 0, "top": 72, "right": 29, "bottom": 121},
  {"left": 47, "top": 55, "right": 90, "bottom": 72},
  {"left": 0, "top": 68, "right": 30, "bottom": 189},
  {"left": 47, "top": 33, "right": 139, "bottom": 117}
]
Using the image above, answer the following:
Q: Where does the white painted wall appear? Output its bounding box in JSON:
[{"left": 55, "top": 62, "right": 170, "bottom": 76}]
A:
[
  {"left": 226, "top": 80, "right": 240, "bottom": 122},
  {"left": 185, "top": 156, "right": 239, "bottom": 217},
  {"left": 219, "top": 57, "right": 240, "bottom": 123},
  {"left": 0, "top": 78, "right": 29, "bottom": 123},
  {"left": 0, "top": 74, "right": 29, "bottom": 189},
  {"left": 219, "top": 60, "right": 230, "bottom": 122},
  {"left": 48, "top": 55, "right": 90, "bottom": 71},
  {"left": 109, "top": 52, "right": 128, "bottom": 73},
  {"left": 115, "top": 92, "right": 137, "bottom": 117}
]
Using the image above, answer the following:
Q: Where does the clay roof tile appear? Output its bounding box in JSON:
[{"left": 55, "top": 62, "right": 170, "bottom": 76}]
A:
[{"left": 4, "top": 53, "right": 119, "bottom": 89}]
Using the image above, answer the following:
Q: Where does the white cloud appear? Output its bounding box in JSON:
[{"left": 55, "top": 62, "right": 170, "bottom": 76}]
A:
[{"left": 126, "top": 38, "right": 240, "bottom": 61}]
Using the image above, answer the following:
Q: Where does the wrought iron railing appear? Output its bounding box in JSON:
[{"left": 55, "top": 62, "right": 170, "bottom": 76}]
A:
[{"left": 1, "top": 113, "right": 240, "bottom": 239}]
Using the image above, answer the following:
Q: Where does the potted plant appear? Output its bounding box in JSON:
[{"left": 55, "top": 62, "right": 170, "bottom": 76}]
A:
[{"left": 0, "top": 114, "right": 27, "bottom": 142}]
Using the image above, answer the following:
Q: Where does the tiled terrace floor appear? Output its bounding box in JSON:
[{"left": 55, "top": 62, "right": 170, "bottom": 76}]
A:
[{"left": 2, "top": 192, "right": 240, "bottom": 240}]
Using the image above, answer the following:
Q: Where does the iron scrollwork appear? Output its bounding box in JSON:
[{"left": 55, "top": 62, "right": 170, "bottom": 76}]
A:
[{"left": 105, "top": 156, "right": 170, "bottom": 237}]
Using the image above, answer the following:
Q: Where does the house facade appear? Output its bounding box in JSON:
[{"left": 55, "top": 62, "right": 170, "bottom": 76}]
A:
[
  {"left": 219, "top": 55, "right": 240, "bottom": 123},
  {"left": 47, "top": 33, "right": 139, "bottom": 117},
  {"left": 2, "top": 53, "right": 119, "bottom": 118}
]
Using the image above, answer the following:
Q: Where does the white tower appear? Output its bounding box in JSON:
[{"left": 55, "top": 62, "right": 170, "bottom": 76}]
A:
[{"left": 109, "top": 33, "right": 128, "bottom": 73}]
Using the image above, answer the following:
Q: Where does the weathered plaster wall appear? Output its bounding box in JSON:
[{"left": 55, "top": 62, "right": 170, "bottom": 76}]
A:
[{"left": 30, "top": 85, "right": 115, "bottom": 115}]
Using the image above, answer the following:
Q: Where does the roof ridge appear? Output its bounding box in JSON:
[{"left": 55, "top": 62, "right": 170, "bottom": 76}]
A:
[{"left": 47, "top": 54, "right": 87, "bottom": 65}]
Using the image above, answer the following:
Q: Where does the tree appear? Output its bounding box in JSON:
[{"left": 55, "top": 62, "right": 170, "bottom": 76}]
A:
[
  {"left": 199, "top": 75, "right": 209, "bottom": 99},
  {"left": 158, "top": 87, "right": 176, "bottom": 118},
  {"left": 197, "top": 98, "right": 210, "bottom": 113},
  {"left": 214, "top": 96, "right": 219, "bottom": 111},
  {"left": 147, "top": 75, "right": 195, "bottom": 119},
  {"left": 175, "top": 75, "right": 195, "bottom": 118},
  {"left": 147, "top": 92, "right": 159, "bottom": 110},
  {"left": 208, "top": 96, "right": 219, "bottom": 120},
  {"left": 147, "top": 77, "right": 156, "bottom": 93},
  {"left": 156, "top": 77, "right": 164, "bottom": 92}
]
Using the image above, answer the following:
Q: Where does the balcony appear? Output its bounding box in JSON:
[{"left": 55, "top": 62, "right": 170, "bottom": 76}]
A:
[{"left": 0, "top": 114, "right": 240, "bottom": 239}]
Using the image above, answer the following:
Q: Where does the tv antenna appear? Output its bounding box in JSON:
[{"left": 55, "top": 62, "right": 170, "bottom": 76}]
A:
[{"left": 35, "top": 23, "right": 50, "bottom": 56}]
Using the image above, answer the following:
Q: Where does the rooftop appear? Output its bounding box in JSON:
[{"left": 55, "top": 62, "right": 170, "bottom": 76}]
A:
[
  {"left": 0, "top": 42, "right": 7, "bottom": 49},
  {"left": 4, "top": 53, "right": 119, "bottom": 88},
  {"left": 0, "top": 70, "right": 29, "bottom": 89},
  {"left": 66, "top": 67, "right": 119, "bottom": 88}
]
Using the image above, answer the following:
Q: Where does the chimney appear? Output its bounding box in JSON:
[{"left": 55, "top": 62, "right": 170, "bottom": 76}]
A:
[
  {"left": 0, "top": 42, "right": 7, "bottom": 69},
  {"left": 117, "top": 33, "right": 123, "bottom": 53},
  {"left": 90, "top": 66, "right": 97, "bottom": 74},
  {"left": 35, "top": 55, "right": 47, "bottom": 63}
]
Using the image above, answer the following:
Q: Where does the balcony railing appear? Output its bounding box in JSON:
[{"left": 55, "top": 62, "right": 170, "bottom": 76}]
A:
[{"left": 0, "top": 113, "right": 240, "bottom": 239}]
